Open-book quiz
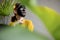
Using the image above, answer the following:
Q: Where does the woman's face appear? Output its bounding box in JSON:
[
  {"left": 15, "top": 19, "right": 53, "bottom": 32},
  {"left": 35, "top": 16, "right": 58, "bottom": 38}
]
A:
[{"left": 13, "top": 4, "right": 26, "bottom": 20}]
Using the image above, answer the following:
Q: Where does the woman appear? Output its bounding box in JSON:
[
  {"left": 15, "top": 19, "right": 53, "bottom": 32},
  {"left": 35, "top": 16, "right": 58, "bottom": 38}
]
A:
[{"left": 9, "top": 3, "right": 34, "bottom": 32}]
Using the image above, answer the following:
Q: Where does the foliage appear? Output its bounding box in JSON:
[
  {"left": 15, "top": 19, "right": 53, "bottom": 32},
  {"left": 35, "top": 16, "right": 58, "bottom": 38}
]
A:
[{"left": 0, "top": 0, "right": 16, "bottom": 16}]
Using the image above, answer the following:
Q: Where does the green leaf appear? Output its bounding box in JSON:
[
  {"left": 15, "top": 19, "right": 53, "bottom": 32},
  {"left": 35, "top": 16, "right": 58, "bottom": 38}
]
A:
[
  {"left": 0, "top": 0, "right": 15, "bottom": 16},
  {"left": 0, "top": 24, "right": 49, "bottom": 40}
]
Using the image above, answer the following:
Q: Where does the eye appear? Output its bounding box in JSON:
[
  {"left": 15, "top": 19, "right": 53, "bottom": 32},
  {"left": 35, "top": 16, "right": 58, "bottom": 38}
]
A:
[
  {"left": 23, "top": 9, "right": 25, "bottom": 11},
  {"left": 20, "top": 8, "right": 23, "bottom": 11}
]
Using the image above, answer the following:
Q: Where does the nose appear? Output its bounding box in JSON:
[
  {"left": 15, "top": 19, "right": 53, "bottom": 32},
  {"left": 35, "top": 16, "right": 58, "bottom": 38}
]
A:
[{"left": 23, "top": 9, "right": 25, "bottom": 11}]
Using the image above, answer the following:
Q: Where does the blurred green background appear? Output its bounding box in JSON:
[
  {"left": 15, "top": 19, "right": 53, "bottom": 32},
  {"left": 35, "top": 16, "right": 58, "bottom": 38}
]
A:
[{"left": 0, "top": 0, "right": 60, "bottom": 40}]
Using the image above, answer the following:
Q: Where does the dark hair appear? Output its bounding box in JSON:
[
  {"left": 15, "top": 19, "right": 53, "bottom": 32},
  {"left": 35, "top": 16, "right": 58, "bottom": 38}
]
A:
[
  {"left": 14, "top": 3, "right": 21, "bottom": 10},
  {"left": 11, "top": 16, "right": 17, "bottom": 22},
  {"left": 14, "top": 3, "right": 26, "bottom": 17}
]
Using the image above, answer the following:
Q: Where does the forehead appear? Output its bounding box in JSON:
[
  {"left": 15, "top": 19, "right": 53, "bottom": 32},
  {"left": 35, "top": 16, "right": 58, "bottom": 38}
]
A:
[
  {"left": 19, "top": 5, "right": 26, "bottom": 11},
  {"left": 20, "top": 5, "right": 25, "bottom": 9}
]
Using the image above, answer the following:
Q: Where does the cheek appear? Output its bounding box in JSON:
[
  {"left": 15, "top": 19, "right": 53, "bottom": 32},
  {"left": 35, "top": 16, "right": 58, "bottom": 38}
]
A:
[{"left": 14, "top": 10, "right": 17, "bottom": 13}]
